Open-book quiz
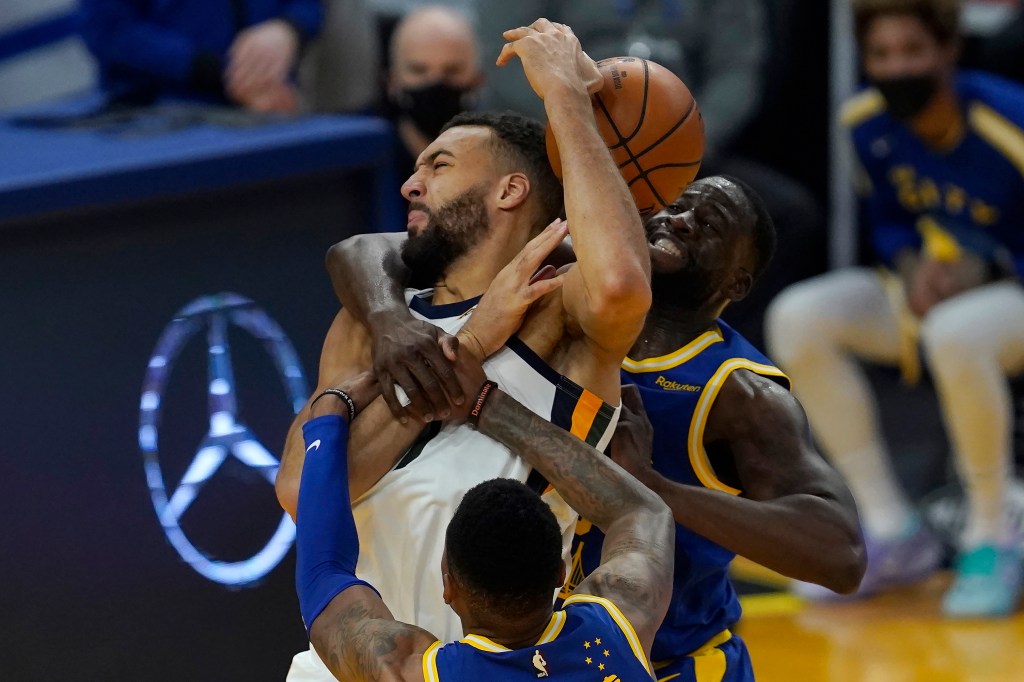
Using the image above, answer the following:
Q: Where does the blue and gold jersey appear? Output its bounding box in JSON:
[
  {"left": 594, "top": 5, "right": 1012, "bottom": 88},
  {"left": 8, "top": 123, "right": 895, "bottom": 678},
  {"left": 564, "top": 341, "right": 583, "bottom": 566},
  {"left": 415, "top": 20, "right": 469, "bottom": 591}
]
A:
[
  {"left": 423, "top": 595, "right": 654, "bottom": 681},
  {"left": 566, "top": 321, "right": 788, "bottom": 662},
  {"left": 842, "top": 70, "right": 1024, "bottom": 273}
]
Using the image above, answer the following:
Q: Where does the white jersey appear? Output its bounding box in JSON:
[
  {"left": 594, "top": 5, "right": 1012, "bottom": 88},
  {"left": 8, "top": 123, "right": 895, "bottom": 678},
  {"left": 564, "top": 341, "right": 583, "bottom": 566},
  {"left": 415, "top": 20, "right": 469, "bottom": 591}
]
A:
[{"left": 287, "top": 289, "right": 620, "bottom": 682}]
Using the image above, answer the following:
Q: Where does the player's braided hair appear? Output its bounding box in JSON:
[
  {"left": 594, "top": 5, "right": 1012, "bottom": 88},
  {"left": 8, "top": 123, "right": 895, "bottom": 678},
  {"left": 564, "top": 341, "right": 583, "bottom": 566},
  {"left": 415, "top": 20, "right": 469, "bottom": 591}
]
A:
[{"left": 446, "top": 478, "right": 564, "bottom": 619}]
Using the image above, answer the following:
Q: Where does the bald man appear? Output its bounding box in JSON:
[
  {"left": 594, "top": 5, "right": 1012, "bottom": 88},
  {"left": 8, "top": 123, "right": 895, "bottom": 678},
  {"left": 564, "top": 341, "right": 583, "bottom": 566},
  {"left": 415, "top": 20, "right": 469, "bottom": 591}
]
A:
[{"left": 385, "top": 4, "right": 484, "bottom": 163}]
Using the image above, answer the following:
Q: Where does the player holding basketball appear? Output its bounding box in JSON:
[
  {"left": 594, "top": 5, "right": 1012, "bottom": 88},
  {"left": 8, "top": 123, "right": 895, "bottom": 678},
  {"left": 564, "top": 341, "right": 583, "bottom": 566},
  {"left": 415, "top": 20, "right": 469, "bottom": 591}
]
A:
[
  {"left": 294, "top": 361, "right": 674, "bottom": 681},
  {"left": 353, "top": 176, "right": 867, "bottom": 681},
  {"left": 278, "top": 19, "right": 652, "bottom": 680}
]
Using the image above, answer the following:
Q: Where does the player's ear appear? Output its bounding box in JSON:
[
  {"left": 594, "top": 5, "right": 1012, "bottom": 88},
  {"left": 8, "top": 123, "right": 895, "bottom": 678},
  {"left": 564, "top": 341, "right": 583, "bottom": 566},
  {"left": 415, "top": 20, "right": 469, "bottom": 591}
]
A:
[
  {"left": 555, "top": 561, "right": 567, "bottom": 590},
  {"left": 496, "top": 172, "right": 531, "bottom": 211},
  {"left": 726, "top": 269, "right": 754, "bottom": 302},
  {"left": 442, "top": 571, "right": 454, "bottom": 605}
]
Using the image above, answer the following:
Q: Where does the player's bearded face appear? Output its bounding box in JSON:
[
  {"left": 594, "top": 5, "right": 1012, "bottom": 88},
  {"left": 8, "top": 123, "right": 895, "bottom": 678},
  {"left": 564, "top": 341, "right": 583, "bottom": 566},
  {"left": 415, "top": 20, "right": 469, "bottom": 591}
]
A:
[
  {"left": 401, "top": 184, "right": 491, "bottom": 285},
  {"left": 651, "top": 258, "right": 719, "bottom": 311}
]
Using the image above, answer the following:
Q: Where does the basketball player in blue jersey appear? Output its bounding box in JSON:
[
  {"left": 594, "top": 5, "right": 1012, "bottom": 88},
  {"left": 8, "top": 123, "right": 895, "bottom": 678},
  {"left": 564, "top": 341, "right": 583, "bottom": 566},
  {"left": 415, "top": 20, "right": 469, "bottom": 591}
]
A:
[
  {"left": 294, "top": 360, "right": 674, "bottom": 681},
  {"left": 767, "top": 0, "right": 1024, "bottom": 618},
  {"left": 551, "top": 176, "right": 866, "bottom": 682}
]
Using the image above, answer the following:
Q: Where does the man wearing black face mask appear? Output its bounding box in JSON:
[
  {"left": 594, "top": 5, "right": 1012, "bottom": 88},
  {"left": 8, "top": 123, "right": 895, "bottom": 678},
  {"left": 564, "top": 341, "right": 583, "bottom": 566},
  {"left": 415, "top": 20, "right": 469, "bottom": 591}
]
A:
[
  {"left": 384, "top": 5, "right": 484, "bottom": 171},
  {"left": 767, "top": 0, "right": 1024, "bottom": 619}
]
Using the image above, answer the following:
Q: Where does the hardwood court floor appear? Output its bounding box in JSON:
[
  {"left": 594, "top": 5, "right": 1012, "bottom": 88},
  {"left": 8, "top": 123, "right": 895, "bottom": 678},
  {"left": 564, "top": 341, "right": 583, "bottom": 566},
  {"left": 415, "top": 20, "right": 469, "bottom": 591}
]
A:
[{"left": 735, "top": 568, "right": 1024, "bottom": 682}]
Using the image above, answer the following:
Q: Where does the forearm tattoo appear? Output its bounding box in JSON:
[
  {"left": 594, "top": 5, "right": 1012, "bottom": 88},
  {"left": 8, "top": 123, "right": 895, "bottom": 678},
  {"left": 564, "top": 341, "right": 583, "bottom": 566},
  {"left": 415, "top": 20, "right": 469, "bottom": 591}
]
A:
[
  {"left": 480, "top": 391, "right": 648, "bottom": 529},
  {"left": 315, "top": 599, "right": 428, "bottom": 682}
]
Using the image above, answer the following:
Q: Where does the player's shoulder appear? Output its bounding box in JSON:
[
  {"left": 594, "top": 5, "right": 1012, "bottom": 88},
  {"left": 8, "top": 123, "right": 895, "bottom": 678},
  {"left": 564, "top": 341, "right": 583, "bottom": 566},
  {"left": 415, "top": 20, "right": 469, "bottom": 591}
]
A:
[
  {"left": 715, "top": 322, "right": 789, "bottom": 381},
  {"left": 960, "top": 70, "right": 1024, "bottom": 143},
  {"left": 960, "top": 69, "right": 1024, "bottom": 121},
  {"left": 840, "top": 87, "right": 887, "bottom": 130},
  {"left": 720, "top": 366, "right": 791, "bottom": 403},
  {"left": 711, "top": 367, "right": 799, "bottom": 436},
  {"left": 561, "top": 593, "right": 651, "bottom": 660},
  {"left": 958, "top": 71, "right": 1024, "bottom": 174}
]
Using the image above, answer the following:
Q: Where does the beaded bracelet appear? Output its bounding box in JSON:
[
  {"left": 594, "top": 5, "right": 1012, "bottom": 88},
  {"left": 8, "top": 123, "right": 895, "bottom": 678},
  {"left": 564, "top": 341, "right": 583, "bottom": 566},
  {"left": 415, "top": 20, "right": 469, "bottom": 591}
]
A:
[{"left": 311, "top": 388, "right": 357, "bottom": 423}]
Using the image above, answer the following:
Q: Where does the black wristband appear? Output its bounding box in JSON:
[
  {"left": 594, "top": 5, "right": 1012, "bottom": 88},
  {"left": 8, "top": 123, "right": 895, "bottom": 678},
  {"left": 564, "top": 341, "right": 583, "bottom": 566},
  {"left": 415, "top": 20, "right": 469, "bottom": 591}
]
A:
[
  {"left": 467, "top": 381, "right": 498, "bottom": 428},
  {"left": 311, "top": 388, "right": 357, "bottom": 423}
]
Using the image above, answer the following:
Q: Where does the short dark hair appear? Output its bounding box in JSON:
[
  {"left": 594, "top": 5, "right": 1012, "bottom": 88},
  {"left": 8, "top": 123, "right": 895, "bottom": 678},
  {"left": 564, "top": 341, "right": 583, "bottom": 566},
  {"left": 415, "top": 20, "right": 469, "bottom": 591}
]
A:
[
  {"left": 446, "top": 478, "right": 563, "bottom": 619},
  {"left": 442, "top": 110, "right": 564, "bottom": 232},
  {"left": 720, "top": 175, "right": 776, "bottom": 283},
  {"left": 852, "top": 0, "right": 961, "bottom": 48}
]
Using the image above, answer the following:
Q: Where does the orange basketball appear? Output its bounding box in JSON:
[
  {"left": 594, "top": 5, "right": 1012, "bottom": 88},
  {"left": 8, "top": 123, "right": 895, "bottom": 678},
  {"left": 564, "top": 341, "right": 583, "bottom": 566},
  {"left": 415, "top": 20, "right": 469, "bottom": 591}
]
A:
[{"left": 546, "top": 57, "right": 704, "bottom": 217}]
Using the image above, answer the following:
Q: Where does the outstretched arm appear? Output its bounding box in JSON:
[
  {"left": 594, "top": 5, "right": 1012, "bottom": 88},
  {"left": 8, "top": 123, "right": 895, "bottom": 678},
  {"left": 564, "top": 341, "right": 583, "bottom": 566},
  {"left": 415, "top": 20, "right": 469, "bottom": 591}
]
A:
[
  {"left": 613, "top": 371, "right": 866, "bottom": 593},
  {"left": 499, "top": 21, "right": 651, "bottom": 361},
  {"left": 325, "top": 233, "right": 465, "bottom": 422},
  {"left": 453, "top": 364, "right": 673, "bottom": 656},
  {"left": 296, "top": 373, "right": 435, "bottom": 682}
]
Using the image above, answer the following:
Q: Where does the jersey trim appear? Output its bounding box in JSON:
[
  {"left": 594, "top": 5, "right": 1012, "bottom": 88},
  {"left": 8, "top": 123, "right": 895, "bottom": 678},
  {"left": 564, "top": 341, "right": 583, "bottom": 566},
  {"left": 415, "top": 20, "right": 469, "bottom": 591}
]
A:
[
  {"left": 968, "top": 101, "right": 1024, "bottom": 178},
  {"left": 688, "top": 359, "right": 790, "bottom": 495},
  {"left": 408, "top": 292, "right": 481, "bottom": 319},
  {"left": 536, "top": 609, "right": 567, "bottom": 644},
  {"left": 459, "top": 635, "right": 510, "bottom": 653},
  {"left": 622, "top": 330, "right": 724, "bottom": 373},
  {"left": 422, "top": 641, "right": 443, "bottom": 682},
  {"left": 691, "top": 628, "right": 732, "bottom": 655},
  {"left": 840, "top": 88, "right": 885, "bottom": 127},
  {"left": 507, "top": 334, "right": 619, "bottom": 448},
  {"left": 563, "top": 593, "right": 652, "bottom": 675},
  {"left": 652, "top": 629, "right": 733, "bottom": 675},
  {"left": 505, "top": 335, "right": 561, "bottom": 383},
  {"left": 571, "top": 389, "right": 608, "bottom": 446},
  {"left": 691, "top": 629, "right": 732, "bottom": 682},
  {"left": 456, "top": 610, "right": 568, "bottom": 655}
]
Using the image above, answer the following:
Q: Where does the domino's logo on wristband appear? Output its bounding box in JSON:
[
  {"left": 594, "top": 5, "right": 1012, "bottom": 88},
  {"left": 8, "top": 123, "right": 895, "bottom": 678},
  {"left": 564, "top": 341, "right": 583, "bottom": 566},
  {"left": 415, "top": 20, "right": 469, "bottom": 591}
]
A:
[{"left": 138, "top": 293, "right": 308, "bottom": 587}]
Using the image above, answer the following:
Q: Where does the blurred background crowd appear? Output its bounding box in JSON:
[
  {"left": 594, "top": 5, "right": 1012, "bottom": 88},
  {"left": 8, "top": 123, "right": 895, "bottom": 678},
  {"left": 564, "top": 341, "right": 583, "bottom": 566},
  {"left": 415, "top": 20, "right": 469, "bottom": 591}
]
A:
[{"left": 1, "top": 0, "right": 1023, "bottom": 679}]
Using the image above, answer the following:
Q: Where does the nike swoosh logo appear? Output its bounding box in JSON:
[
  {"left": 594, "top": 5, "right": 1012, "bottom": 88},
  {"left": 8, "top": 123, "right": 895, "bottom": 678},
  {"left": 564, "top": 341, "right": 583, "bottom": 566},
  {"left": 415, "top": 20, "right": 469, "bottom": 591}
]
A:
[{"left": 305, "top": 439, "right": 321, "bottom": 453}]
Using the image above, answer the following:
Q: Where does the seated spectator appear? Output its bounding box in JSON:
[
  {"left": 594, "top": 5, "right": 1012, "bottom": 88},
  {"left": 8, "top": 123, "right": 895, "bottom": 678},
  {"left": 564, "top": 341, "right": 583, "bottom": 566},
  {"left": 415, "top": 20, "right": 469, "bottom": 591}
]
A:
[
  {"left": 474, "top": 0, "right": 822, "bottom": 347},
  {"left": 368, "top": 0, "right": 475, "bottom": 69},
  {"left": 383, "top": 4, "right": 483, "bottom": 170},
  {"left": 80, "top": 0, "right": 323, "bottom": 113},
  {"left": 766, "top": 0, "right": 1024, "bottom": 618}
]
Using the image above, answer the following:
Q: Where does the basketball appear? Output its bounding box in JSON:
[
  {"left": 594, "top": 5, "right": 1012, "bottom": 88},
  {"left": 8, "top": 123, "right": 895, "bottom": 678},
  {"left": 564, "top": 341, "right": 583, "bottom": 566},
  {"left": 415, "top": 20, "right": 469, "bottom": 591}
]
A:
[{"left": 546, "top": 57, "right": 704, "bottom": 217}]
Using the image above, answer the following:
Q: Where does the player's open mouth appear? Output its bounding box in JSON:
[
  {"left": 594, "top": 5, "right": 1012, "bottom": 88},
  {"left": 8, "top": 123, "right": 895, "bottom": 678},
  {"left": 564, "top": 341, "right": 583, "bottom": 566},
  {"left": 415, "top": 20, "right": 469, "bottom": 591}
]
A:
[
  {"left": 407, "top": 210, "right": 428, "bottom": 229},
  {"left": 650, "top": 234, "right": 684, "bottom": 259}
]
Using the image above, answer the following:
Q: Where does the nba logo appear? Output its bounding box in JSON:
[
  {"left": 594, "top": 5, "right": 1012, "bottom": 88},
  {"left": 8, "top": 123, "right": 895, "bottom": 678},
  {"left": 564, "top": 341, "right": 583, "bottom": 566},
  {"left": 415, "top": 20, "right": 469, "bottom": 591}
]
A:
[{"left": 533, "top": 649, "right": 548, "bottom": 677}]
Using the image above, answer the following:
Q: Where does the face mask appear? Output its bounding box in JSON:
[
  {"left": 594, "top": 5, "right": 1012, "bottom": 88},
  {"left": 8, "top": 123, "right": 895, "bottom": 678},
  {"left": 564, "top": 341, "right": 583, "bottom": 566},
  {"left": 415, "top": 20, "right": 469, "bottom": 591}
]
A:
[
  {"left": 872, "top": 74, "right": 939, "bottom": 121},
  {"left": 391, "top": 81, "right": 477, "bottom": 139}
]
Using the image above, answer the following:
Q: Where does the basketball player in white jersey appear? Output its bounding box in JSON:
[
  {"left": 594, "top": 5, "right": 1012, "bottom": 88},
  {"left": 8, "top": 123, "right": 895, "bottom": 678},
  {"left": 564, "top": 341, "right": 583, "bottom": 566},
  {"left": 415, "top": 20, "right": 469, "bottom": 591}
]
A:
[{"left": 277, "top": 20, "right": 652, "bottom": 680}]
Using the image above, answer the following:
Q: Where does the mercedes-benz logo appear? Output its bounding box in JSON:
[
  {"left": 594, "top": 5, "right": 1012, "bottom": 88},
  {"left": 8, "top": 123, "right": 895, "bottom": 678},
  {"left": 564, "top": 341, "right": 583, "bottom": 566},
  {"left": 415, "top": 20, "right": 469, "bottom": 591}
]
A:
[{"left": 139, "top": 293, "right": 308, "bottom": 586}]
